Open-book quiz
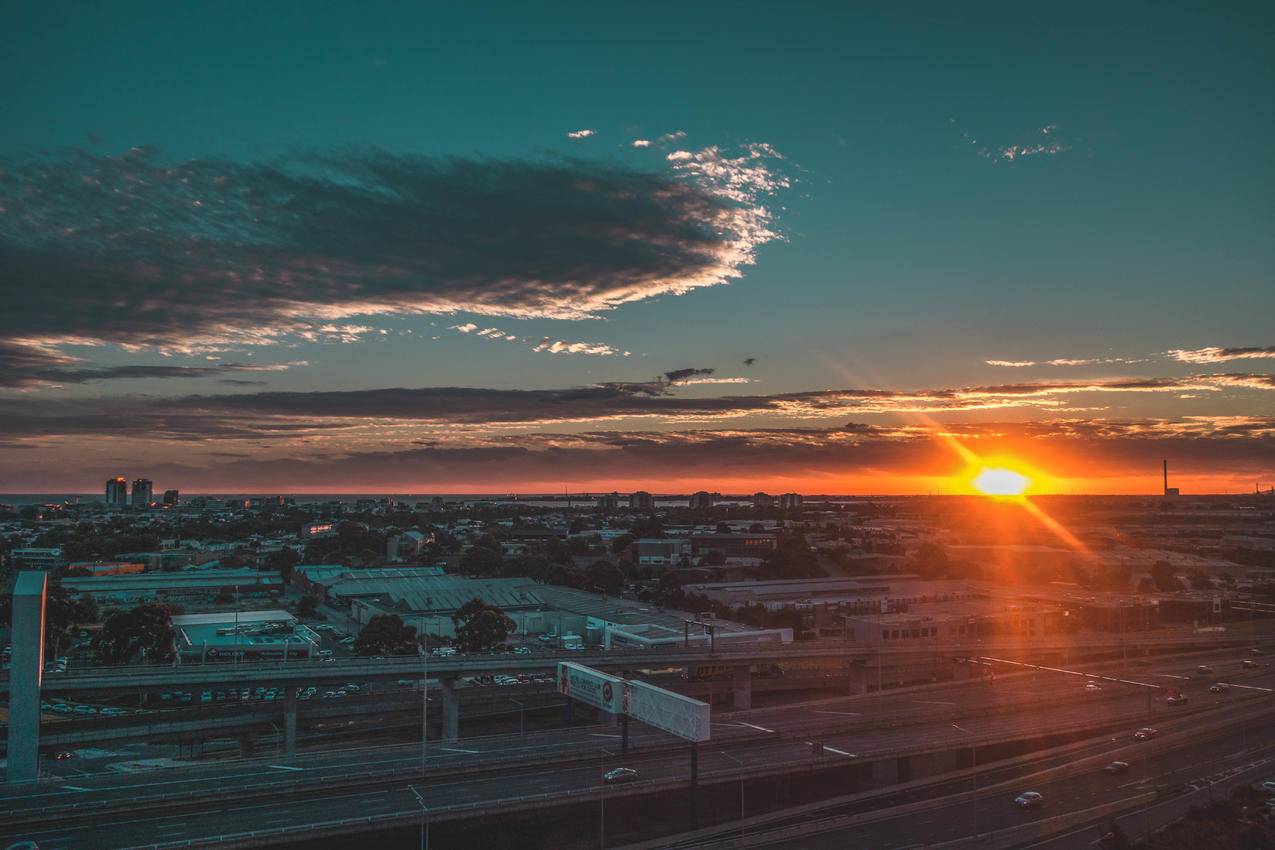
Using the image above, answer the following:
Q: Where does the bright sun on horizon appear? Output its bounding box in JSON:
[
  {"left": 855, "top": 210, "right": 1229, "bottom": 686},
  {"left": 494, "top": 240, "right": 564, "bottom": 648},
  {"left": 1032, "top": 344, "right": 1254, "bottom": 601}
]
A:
[{"left": 971, "top": 467, "right": 1032, "bottom": 497}]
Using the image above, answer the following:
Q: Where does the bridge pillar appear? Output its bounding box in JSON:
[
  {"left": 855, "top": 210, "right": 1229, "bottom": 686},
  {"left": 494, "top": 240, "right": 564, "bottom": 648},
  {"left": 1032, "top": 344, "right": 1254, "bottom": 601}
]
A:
[
  {"left": 284, "top": 685, "right": 298, "bottom": 756},
  {"left": 732, "top": 666, "right": 752, "bottom": 711},
  {"left": 441, "top": 678, "right": 460, "bottom": 743},
  {"left": 6, "top": 572, "right": 47, "bottom": 785},
  {"left": 847, "top": 661, "right": 868, "bottom": 695}
]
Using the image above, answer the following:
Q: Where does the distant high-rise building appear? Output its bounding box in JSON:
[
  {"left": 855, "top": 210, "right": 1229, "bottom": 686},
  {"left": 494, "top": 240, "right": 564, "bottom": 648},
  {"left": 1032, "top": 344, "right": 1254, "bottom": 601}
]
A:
[
  {"left": 131, "top": 479, "right": 153, "bottom": 507},
  {"left": 629, "top": 490, "right": 654, "bottom": 510},
  {"left": 596, "top": 492, "right": 620, "bottom": 511},
  {"left": 779, "top": 492, "right": 804, "bottom": 510},
  {"left": 753, "top": 492, "right": 774, "bottom": 508},
  {"left": 105, "top": 476, "right": 128, "bottom": 508},
  {"left": 688, "top": 490, "right": 715, "bottom": 510},
  {"left": 162, "top": 489, "right": 180, "bottom": 507}
]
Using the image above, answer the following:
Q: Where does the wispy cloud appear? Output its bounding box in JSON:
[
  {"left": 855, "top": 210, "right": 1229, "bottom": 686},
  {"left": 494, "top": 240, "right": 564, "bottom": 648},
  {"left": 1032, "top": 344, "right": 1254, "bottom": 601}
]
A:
[
  {"left": 1168, "top": 346, "right": 1275, "bottom": 364},
  {"left": 986, "top": 356, "right": 1145, "bottom": 368},
  {"left": 566, "top": 129, "right": 596, "bottom": 139},
  {"left": 532, "top": 338, "right": 618, "bottom": 356},
  {"left": 952, "top": 118, "right": 1072, "bottom": 163}
]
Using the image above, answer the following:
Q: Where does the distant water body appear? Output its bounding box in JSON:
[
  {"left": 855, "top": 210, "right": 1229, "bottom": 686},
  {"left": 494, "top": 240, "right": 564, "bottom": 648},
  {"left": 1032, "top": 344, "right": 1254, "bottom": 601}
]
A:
[{"left": 0, "top": 493, "right": 851, "bottom": 508}]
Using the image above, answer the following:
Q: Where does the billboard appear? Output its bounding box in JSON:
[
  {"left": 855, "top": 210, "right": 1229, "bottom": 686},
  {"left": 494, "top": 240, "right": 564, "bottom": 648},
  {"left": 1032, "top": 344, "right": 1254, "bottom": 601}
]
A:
[
  {"left": 625, "top": 679, "right": 711, "bottom": 742},
  {"left": 558, "top": 661, "right": 625, "bottom": 714}
]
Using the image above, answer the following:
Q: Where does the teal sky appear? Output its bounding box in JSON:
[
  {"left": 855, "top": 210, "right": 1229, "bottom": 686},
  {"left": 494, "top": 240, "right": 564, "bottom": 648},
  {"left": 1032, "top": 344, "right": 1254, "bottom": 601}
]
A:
[{"left": 0, "top": 2, "right": 1271, "bottom": 493}]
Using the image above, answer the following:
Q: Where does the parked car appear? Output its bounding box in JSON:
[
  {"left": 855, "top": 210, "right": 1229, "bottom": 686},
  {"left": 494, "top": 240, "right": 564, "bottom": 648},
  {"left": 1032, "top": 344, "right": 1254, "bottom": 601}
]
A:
[
  {"left": 1084, "top": 682, "right": 1103, "bottom": 692},
  {"left": 1196, "top": 665, "right": 1213, "bottom": 676},
  {"left": 1014, "top": 791, "right": 1044, "bottom": 809},
  {"left": 1260, "top": 779, "right": 1275, "bottom": 793},
  {"left": 603, "top": 767, "right": 638, "bottom": 784},
  {"left": 1167, "top": 694, "right": 1188, "bottom": 706},
  {"left": 53, "top": 751, "right": 74, "bottom": 760},
  {"left": 1210, "top": 683, "right": 1229, "bottom": 694},
  {"left": 1243, "top": 659, "right": 1259, "bottom": 669},
  {"left": 1103, "top": 761, "right": 1130, "bottom": 775}
]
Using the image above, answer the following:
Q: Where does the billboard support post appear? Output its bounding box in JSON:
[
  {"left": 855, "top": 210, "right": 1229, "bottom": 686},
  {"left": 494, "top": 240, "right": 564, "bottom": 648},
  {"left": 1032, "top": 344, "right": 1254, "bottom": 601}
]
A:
[
  {"left": 690, "top": 742, "right": 700, "bottom": 829},
  {"left": 621, "top": 715, "right": 629, "bottom": 754}
]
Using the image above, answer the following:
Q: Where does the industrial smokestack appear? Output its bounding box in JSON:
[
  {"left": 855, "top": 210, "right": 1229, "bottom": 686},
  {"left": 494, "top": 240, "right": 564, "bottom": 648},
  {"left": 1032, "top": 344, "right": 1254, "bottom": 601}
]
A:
[{"left": 1163, "top": 459, "right": 1168, "bottom": 494}]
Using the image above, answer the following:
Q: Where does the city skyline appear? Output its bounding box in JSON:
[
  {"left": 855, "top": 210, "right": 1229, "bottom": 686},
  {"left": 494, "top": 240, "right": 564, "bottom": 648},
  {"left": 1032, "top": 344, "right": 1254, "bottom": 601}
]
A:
[{"left": 1, "top": 2, "right": 1272, "bottom": 495}]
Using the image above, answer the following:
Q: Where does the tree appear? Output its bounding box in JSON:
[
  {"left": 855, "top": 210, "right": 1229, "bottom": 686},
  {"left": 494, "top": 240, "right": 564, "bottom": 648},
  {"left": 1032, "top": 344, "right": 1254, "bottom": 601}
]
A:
[
  {"left": 655, "top": 570, "right": 683, "bottom": 606},
  {"left": 94, "top": 604, "right": 176, "bottom": 664},
  {"left": 353, "top": 614, "right": 418, "bottom": 656},
  {"left": 610, "top": 533, "right": 635, "bottom": 554},
  {"left": 452, "top": 598, "right": 516, "bottom": 653},
  {"left": 584, "top": 559, "right": 624, "bottom": 596},
  {"left": 460, "top": 545, "right": 503, "bottom": 576},
  {"left": 296, "top": 593, "right": 321, "bottom": 617},
  {"left": 264, "top": 548, "right": 299, "bottom": 581},
  {"left": 1151, "top": 560, "right": 1183, "bottom": 592}
]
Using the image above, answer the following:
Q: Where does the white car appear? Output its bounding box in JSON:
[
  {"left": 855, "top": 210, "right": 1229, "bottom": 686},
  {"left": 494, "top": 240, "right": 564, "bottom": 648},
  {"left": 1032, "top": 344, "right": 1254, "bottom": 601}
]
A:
[
  {"left": 1084, "top": 682, "right": 1102, "bottom": 692},
  {"left": 1260, "top": 779, "right": 1275, "bottom": 793}
]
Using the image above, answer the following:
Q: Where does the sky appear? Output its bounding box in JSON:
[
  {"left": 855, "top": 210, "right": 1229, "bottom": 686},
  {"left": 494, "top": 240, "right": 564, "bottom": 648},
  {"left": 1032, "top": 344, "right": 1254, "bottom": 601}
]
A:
[{"left": 0, "top": 1, "right": 1272, "bottom": 495}]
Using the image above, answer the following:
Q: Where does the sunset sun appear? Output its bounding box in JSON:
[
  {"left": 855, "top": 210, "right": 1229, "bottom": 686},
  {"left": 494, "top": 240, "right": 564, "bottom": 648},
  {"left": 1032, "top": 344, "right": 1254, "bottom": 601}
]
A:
[{"left": 971, "top": 467, "right": 1031, "bottom": 497}]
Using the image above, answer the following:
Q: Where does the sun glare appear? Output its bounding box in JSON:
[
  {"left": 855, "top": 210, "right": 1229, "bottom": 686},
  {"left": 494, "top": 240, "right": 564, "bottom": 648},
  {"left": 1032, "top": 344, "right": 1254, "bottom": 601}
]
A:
[{"left": 971, "top": 467, "right": 1031, "bottom": 497}]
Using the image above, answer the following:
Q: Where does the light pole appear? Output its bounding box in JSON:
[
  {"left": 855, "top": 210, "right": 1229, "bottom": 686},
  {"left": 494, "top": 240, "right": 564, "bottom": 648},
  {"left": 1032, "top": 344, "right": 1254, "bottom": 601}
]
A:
[
  {"left": 600, "top": 747, "right": 613, "bottom": 850},
  {"left": 420, "top": 646, "right": 429, "bottom": 776},
  {"left": 720, "top": 750, "right": 746, "bottom": 840},
  {"left": 409, "top": 783, "right": 429, "bottom": 850},
  {"left": 509, "top": 697, "right": 526, "bottom": 736},
  {"left": 953, "top": 724, "right": 978, "bottom": 837}
]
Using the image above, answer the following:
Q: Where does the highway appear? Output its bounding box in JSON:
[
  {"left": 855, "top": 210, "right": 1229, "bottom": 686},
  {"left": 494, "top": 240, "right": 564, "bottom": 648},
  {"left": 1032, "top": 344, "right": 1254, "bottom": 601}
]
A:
[
  {"left": 729, "top": 701, "right": 1275, "bottom": 849},
  {"left": 2, "top": 643, "right": 1271, "bottom": 848},
  {"left": 5, "top": 630, "right": 1252, "bottom": 695}
]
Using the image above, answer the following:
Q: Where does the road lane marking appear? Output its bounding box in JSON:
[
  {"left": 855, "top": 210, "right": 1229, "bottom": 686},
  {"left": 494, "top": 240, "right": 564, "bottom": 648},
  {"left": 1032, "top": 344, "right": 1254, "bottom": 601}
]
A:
[
  {"left": 441, "top": 747, "right": 480, "bottom": 754},
  {"left": 267, "top": 764, "right": 303, "bottom": 771},
  {"left": 912, "top": 700, "right": 956, "bottom": 706},
  {"left": 813, "top": 710, "right": 863, "bottom": 716},
  {"left": 1223, "top": 683, "right": 1274, "bottom": 692},
  {"left": 733, "top": 722, "right": 776, "bottom": 733},
  {"left": 824, "top": 746, "right": 856, "bottom": 757},
  {"left": 589, "top": 734, "right": 623, "bottom": 738},
  {"left": 61, "top": 785, "right": 91, "bottom": 792}
]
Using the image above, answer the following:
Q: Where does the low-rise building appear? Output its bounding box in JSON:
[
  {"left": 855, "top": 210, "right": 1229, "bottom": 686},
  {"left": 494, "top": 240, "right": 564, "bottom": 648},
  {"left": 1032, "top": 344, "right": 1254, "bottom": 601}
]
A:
[
  {"left": 63, "top": 569, "right": 282, "bottom": 605},
  {"left": 173, "top": 610, "right": 319, "bottom": 662}
]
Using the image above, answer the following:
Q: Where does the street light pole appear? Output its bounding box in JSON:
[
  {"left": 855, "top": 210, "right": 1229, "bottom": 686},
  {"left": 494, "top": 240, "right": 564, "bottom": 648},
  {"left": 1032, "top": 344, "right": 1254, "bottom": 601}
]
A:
[
  {"left": 420, "top": 647, "right": 429, "bottom": 776},
  {"left": 720, "top": 750, "right": 745, "bottom": 840},
  {"left": 600, "top": 748, "right": 613, "bottom": 849},
  {"left": 409, "top": 784, "right": 429, "bottom": 850},
  {"left": 953, "top": 724, "right": 977, "bottom": 837}
]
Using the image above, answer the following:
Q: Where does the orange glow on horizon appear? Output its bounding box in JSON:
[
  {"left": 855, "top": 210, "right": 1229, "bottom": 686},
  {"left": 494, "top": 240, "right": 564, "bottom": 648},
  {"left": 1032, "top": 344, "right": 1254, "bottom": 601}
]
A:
[{"left": 971, "top": 467, "right": 1031, "bottom": 497}]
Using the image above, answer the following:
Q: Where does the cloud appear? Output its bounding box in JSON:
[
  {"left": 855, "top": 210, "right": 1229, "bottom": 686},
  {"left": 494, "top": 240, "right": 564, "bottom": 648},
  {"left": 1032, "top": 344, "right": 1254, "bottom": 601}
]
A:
[
  {"left": 2, "top": 372, "right": 1271, "bottom": 443},
  {"left": 664, "top": 367, "right": 715, "bottom": 384},
  {"left": 451, "top": 323, "right": 478, "bottom": 334},
  {"left": 952, "top": 119, "right": 1072, "bottom": 163},
  {"left": 566, "top": 129, "right": 596, "bottom": 139},
  {"left": 19, "top": 417, "right": 1271, "bottom": 493},
  {"left": 532, "top": 338, "right": 618, "bottom": 356},
  {"left": 0, "top": 343, "right": 307, "bottom": 389},
  {"left": 743, "top": 357, "right": 756, "bottom": 366},
  {"left": 632, "top": 140, "right": 652, "bottom": 148},
  {"left": 0, "top": 144, "right": 786, "bottom": 366},
  {"left": 1168, "top": 346, "right": 1275, "bottom": 364},
  {"left": 679, "top": 377, "right": 754, "bottom": 385},
  {"left": 986, "top": 357, "right": 1142, "bottom": 368}
]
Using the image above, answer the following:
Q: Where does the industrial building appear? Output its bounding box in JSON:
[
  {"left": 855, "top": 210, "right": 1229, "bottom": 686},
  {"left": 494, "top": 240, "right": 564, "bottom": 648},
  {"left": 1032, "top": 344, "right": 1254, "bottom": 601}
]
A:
[
  {"left": 173, "top": 610, "right": 320, "bottom": 662},
  {"left": 63, "top": 569, "right": 282, "bottom": 605}
]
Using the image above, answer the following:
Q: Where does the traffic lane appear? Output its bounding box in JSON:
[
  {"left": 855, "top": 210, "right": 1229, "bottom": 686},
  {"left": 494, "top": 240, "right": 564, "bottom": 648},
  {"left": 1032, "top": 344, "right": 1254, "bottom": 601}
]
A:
[
  {"left": 1, "top": 669, "right": 1228, "bottom": 819},
  {"left": 10, "top": 646, "right": 1263, "bottom": 811},
  {"left": 751, "top": 708, "right": 1275, "bottom": 849}
]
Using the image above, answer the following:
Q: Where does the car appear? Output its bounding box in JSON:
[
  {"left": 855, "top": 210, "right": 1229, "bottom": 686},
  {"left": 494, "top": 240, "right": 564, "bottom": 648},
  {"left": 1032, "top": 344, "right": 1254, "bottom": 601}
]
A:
[
  {"left": 1243, "top": 659, "right": 1259, "bottom": 669},
  {"left": 1084, "top": 682, "right": 1103, "bottom": 692},
  {"left": 1103, "top": 761, "right": 1130, "bottom": 775},
  {"left": 1014, "top": 791, "right": 1044, "bottom": 809},
  {"left": 339, "top": 637, "right": 355, "bottom": 645},
  {"left": 227, "top": 690, "right": 239, "bottom": 700},
  {"left": 1167, "top": 694, "right": 1188, "bottom": 706},
  {"left": 1197, "top": 665, "right": 1214, "bottom": 676},
  {"left": 1251, "top": 648, "right": 1264, "bottom": 655},
  {"left": 200, "top": 691, "right": 212, "bottom": 703},
  {"left": 100, "top": 707, "right": 126, "bottom": 716},
  {"left": 317, "top": 649, "right": 334, "bottom": 657},
  {"left": 1260, "top": 779, "right": 1275, "bottom": 793},
  {"left": 53, "top": 751, "right": 74, "bottom": 760},
  {"left": 51, "top": 704, "right": 72, "bottom": 714},
  {"left": 159, "top": 692, "right": 173, "bottom": 701},
  {"left": 603, "top": 767, "right": 638, "bottom": 784},
  {"left": 179, "top": 693, "right": 192, "bottom": 703},
  {"left": 514, "top": 646, "right": 532, "bottom": 655},
  {"left": 5, "top": 841, "right": 41, "bottom": 850},
  {"left": 343, "top": 683, "right": 360, "bottom": 692},
  {"left": 1210, "top": 683, "right": 1229, "bottom": 694}
]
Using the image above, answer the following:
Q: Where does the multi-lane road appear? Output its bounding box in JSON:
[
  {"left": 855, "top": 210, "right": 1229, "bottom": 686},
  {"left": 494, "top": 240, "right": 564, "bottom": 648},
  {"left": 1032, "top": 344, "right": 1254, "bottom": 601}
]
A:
[{"left": 3, "top": 642, "right": 1271, "bottom": 848}]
